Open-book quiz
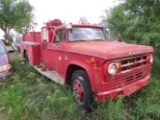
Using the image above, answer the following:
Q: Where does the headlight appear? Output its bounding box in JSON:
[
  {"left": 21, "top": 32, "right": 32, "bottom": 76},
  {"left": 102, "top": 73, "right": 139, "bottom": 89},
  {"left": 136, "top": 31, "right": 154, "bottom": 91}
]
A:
[
  {"left": 150, "top": 55, "right": 153, "bottom": 64},
  {"left": 0, "top": 64, "right": 12, "bottom": 72},
  {"left": 108, "top": 63, "right": 117, "bottom": 75}
]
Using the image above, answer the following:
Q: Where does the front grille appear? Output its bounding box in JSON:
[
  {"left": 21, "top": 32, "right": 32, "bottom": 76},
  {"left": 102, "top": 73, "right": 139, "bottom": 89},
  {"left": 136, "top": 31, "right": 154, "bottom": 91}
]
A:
[
  {"left": 136, "top": 72, "right": 142, "bottom": 78},
  {"left": 103, "top": 68, "right": 150, "bottom": 91},
  {"left": 121, "top": 56, "right": 147, "bottom": 72},
  {"left": 126, "top": 75, "right": 133, "bottom": 82},
  {"left": 126, "top": 72, "right": 142, "bottom": 82}
]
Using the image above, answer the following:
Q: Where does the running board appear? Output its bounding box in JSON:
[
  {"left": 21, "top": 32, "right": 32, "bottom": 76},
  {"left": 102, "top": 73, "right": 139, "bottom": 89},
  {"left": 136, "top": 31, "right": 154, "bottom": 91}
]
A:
[{"left": 33, "top": 66, "right": 64, "bottom": 84}]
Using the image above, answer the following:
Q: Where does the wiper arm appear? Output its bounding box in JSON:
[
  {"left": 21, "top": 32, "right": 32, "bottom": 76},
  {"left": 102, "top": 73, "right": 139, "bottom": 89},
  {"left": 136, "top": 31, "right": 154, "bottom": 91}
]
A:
[
  {"left": 73, "top": 39, "right": 87, "bottom": 42},
  {"left": 94, "top": 39, "right": 103, "bottom": 41}
]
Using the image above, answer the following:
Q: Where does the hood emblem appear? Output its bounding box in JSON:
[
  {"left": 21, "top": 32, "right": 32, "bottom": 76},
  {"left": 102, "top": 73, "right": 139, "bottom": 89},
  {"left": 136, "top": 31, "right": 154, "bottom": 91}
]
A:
[{"left": 129, "top": 51, "right": 144, "bottom": 55}]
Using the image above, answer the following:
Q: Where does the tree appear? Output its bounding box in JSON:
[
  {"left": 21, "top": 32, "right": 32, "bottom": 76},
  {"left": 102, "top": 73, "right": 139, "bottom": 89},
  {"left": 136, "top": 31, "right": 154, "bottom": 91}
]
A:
[
  {"left": 101, "top": 0, "right": 160, "bottom": 49},
  {"left": 0, "top": 0, "right": 34, "bottom": 40},
  {"left": 14, "top": 18, "right": 37, "bottom": 34},
  {"left": 102, "top": 4, "right": 127, "bottom": 39}
]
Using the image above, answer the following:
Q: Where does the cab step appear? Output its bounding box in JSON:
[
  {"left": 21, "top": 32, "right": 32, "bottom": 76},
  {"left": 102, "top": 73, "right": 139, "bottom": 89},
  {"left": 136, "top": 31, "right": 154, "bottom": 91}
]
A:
[{"left": 33, "top": 66, "right": 64, "bottom": 84}]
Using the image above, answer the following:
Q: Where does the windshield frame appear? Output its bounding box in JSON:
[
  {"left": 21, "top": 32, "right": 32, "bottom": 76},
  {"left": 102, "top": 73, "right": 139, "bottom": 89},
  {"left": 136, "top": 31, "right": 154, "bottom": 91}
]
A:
[{"left": 68, "top": 27, "right": 108, "bottom": 42}]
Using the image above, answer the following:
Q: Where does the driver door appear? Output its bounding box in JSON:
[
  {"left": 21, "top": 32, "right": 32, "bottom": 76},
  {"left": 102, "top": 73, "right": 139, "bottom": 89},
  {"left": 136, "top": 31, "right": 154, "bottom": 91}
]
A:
[{"left": 47, "top": 29, "right": 66, "bottom": 74}]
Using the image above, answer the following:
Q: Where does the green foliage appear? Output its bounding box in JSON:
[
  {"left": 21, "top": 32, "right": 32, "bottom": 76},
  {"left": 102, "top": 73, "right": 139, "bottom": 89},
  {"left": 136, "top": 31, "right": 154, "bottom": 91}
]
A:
[
  {"left": 0, "top": 52, "right": 78, "bottom": 120},
  {"left": 102, "top": 0, "right": 160, "bottom": 49},
  {"left": 0, "top": 0, "right": 34, "bottom": 39},
  {"left": 92, "top": 98, "right": 125, "bottom": 120},
  {"left": 0, "top": 52, "right": 159, "bottom": 119},
  {"left": 124, "top": 77, "right": 160, "bottom": 120},
  {"left": 15, "top": 20, "right": 37, "bottom": 34},
  {"left": 152, "top": 55, "right": 160, "bottom": 78}
]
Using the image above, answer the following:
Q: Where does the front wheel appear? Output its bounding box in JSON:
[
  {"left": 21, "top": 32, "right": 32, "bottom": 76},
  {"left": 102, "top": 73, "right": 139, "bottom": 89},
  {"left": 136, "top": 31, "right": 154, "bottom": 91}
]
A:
[{"left": 71, "top": 70, "right": 94, "bottom": 111}]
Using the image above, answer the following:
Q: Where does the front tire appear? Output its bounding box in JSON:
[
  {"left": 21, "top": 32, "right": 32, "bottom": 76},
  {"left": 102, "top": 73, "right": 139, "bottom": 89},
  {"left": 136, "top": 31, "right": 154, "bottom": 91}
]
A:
[{"left": 71, "top": 70, "right": 93, "bottom": 111}]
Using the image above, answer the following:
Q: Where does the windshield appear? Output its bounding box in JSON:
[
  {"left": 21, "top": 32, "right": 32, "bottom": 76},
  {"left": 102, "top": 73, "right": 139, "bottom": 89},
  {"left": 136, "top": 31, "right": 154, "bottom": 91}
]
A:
[
  {"left": 0, "top": 41, "right": 6, "bottom": 53},
  {"left": 68, "top": 27, "right": 107, "bottom": 41}
]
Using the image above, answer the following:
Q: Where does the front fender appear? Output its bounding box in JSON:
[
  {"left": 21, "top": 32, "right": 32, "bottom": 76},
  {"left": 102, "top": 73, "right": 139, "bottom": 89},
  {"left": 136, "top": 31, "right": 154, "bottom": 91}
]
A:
[{"left": 66, "top": 60, "right": 98, "bottom": 92}]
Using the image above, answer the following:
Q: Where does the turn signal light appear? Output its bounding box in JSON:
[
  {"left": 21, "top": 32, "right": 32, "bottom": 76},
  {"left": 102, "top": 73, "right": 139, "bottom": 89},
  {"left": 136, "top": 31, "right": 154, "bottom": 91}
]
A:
[
  {"left": 147, "top": 55, "right": 153, "bottom": 64},
  {"left": 116, "top": 62, "right": 121, "bottom": 72},
  {"left": 91, "top": 57, "right": 97, "bottom": 64}
]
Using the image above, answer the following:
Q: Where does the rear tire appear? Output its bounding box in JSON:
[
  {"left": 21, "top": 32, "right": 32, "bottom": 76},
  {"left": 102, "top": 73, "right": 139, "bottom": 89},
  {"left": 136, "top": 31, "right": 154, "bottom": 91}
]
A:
[{"left": 71, "top": 70, "right": 94, "bottom": 111}]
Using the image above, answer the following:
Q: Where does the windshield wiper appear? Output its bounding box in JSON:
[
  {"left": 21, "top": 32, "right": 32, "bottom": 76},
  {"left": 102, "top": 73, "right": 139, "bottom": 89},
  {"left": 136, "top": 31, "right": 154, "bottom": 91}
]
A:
[
  {"left": 89, "top": 39, "right": 104, "bottom": 41},
  {"left": 73, "top": 39, "right": 87, "bottom": 42}
]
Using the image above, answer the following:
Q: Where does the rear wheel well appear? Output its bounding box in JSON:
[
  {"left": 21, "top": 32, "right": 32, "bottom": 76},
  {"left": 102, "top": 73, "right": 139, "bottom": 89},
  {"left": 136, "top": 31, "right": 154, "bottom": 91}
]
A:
[
  {"left": 66, "top": 64, "right": 86, "bottom": 85},
  {"left": 23, "top": 50, "right": 26, "bottom": 58}
]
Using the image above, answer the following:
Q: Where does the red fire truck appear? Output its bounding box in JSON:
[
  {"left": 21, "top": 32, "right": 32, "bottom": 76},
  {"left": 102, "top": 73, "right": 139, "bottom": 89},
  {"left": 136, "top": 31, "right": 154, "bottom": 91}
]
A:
[{"left": 20, "top": 19, "right": 154, "bottom": 110}]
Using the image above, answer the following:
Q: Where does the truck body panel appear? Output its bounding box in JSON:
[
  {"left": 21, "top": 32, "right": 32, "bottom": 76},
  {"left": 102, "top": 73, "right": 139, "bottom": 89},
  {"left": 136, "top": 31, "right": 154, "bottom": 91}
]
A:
[
  {"left": 20, "top": 41, "right": 40, "bottom": 65},
  {"left": 65, "top": 41, "right": 153, "bottom": 60},
  {"left": 23, "top": 32, "right": 41, "bottom": 43}
]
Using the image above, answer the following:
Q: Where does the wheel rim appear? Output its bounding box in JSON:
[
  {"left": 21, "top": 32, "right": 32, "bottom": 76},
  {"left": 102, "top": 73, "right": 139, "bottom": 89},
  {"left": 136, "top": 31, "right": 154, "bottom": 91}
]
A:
[{"left": 74, "top": 80, "right": 85, "bottom": 104}]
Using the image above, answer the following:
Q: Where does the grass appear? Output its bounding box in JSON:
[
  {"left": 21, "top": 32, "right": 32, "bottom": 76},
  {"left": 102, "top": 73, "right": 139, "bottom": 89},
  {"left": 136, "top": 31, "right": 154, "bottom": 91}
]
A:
[{"left": 0, "top": 51, "right": 160, "bottom": 120}]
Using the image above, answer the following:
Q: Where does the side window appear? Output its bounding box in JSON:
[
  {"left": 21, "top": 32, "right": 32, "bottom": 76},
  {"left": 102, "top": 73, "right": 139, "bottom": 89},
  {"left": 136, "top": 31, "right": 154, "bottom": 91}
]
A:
[{"left": 54, "top": 29, "right": 66, "bottom": 43}]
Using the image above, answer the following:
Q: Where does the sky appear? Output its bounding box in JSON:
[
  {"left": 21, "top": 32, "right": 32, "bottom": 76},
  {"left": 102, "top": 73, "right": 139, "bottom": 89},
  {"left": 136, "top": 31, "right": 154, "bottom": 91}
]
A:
[{"left": 0, "top": 0, "right": 121, "bottom": 38}]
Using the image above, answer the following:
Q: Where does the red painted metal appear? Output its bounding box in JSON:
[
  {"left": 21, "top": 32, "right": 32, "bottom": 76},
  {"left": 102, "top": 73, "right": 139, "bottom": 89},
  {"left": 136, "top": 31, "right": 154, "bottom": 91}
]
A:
[
  {"left": 20, "top": 19, "right": 154, "bottom": 102},
  {"left": 96, "top": 74, "right": 150, "bottom": 102},
  {"left": 23, "top": 32, "right": 41, "bottom": 43},
  {"left": 20, "top": 42, "right": 40, "bottom": 65},
  {"left": 46, "top": 19, "right": 62, "bottom": 27},
  {"left": 74, "top": 80, "right": 84, "bottom": 103}
]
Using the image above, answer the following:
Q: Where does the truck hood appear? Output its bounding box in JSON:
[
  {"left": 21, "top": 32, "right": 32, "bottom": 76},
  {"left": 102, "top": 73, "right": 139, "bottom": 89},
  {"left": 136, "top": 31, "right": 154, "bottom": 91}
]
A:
[{"left": 66, "top": 41, "right": 154, "bottom": 60}]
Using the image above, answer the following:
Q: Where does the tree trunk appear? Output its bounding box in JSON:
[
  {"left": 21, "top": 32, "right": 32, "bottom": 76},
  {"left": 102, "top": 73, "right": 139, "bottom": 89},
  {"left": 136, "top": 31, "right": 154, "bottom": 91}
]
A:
[
  {"left": 0, "top": 28, "right": 11, "bottom": 45},
  {"left": 4, "top": 29, "right": 10, "bottom": 40}
]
